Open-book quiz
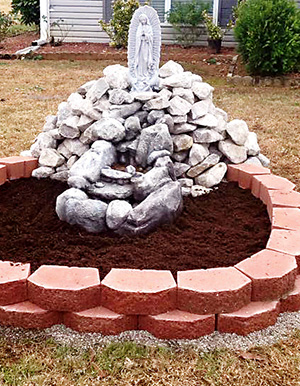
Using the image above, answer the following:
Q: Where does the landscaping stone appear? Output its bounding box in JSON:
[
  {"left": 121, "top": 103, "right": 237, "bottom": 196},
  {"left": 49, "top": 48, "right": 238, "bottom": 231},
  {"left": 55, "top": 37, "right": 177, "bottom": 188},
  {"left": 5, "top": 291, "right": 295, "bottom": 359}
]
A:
[
  {"left": 226, "top": 119, "right": 249, "bottom": 146},
  {"left": 195, "top": 162, "right": 227, "bottom": 188}
]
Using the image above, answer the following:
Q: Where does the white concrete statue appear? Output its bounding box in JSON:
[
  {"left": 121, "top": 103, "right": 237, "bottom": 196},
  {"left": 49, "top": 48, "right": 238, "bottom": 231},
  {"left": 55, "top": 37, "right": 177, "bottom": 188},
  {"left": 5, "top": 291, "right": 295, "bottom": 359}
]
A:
[{"left": 128, "top": 6, "right": 161, "bottom": 92}]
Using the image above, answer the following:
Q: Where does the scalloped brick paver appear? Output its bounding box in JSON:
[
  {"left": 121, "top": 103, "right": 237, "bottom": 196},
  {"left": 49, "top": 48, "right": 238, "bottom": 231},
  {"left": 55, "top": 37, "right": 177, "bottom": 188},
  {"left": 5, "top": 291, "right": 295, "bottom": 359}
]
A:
[
  {"left": 28, "top": 265, "right": 101, "bottom": 312},
  {"left": 0, "top": 261, "right": 30, "bottom": 305},
  {"left": 235, "top": 249, "right": 297, "bottom": 301},
  {"left": 23, "top": 156, "right": 38, "bottom": 178},
  {"left": 0, "top": 156, "right": 26, "bottom": 180},
  {"left": 139, "top": 310, "right": 215, "bottom": 339},
  {"left": 177, "top": 267, "right": 252, "bottom": 315},
  {"left": 64, "top": 306, "right": 138, "bottom": 334},
  {"left": 226, "top": 165, "right": 240, "bottom": 182},
  {"left": 268, "top": 191, "right": 300, "bottom": 218},
  {"left": 234, "top": 164, "right": 271, "bottom": 190},
  {"left": 251, "top": 174, "right": 296, "bottom": 204},
  {"left": 272, "top": 208, "right": 300, "bottom": 231},
  {"left": 267, "top": 229, "right": 300, "bottom": 271},
  {"left": 280, "top": 276, "right": 300, "bottom": 313},
  {"left": 101, "top": 269, "right": 177, "bottom": 315},
  {"left": 0, "top": 301, "right": 62, "bottom": 329},
  {"left": 0, "top": 165, "right": 6, "bottom": 185},
  {"left": 217, "top": 300, "right": 280, "bottom": 335}
]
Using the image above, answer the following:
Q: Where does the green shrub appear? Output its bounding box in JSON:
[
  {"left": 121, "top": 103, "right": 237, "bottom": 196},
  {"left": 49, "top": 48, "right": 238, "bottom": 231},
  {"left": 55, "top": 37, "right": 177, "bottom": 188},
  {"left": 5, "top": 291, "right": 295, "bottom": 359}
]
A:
[
  {"left": 11, "top": 0, "right": 40, "bottom": 26},
  {"left": 167, "top": 0, "right": 210, "bottom": 47},
  {"left": 234, "top": 0, "right": 300, "bottom": 75},
  {"left": 0, "top": 11, "right": 13, "bottom": 43},
  {"left": 99, "top": 0, "right": 140, "bottom": 48}
]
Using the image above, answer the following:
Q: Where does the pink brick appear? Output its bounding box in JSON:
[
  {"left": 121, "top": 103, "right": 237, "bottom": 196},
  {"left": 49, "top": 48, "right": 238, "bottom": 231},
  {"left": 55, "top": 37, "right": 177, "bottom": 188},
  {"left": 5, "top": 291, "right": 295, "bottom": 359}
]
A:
[
  {"left": 0, "top": 165, "right": 7, "bottom": 185},
  {"left": 251, "top": 174, "right": 296, "bottom": 202},
  {"left": 0, "top": 261, "right": 30, "bottom": 305},
  {"left": 217, "top": 300, "right": 280, "bottom": 335},
  {"left": 226, "top": 164, "right": 240, "bottom": 182},
  {"left": 268, "top": 191, "right": 300, "bottom": 218},
  {"left": 139, "top": 310, "right": 215, "bottom": 339},
  {"left": 64, "top": 306, "right": 138, "bottom": 334},
  {"left": 280, "top": 276, "right": 300, "bottom": 313},
  {"left": 0, "top": 301, "right": 62, "bottom": 329},
  {"left": 101, "top": 269, "right": 177, "bottom": 315},
  {"left": 28, "top": 265, "right": 101, "bottom": 312},
  {"left": 235, "top": 249, "right": 297, "bottom": 301},
  {"left": 272, "top": 208, "right": 300, "bottom": 231},
  {"left": 267, "top": 229, "right": 300, "bottom": 271},
  {"left": 177, "top": 267, "right": 252, "bottom": 315},
  {"left": 23, "top": 156, "right": 38, "bottom": 178},
  {"left": 237, "top": 164, "right": 271, "bottom": 190},
  {"left": 0, "top": 156, "right": 25, "bottom": 180}
]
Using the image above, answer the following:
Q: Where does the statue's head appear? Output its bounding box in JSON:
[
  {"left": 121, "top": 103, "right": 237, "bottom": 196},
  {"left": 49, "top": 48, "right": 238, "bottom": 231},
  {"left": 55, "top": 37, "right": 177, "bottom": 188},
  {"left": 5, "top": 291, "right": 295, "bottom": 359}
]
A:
[{"left": 139, "top": 14, "right": 149, "bottom": 25}]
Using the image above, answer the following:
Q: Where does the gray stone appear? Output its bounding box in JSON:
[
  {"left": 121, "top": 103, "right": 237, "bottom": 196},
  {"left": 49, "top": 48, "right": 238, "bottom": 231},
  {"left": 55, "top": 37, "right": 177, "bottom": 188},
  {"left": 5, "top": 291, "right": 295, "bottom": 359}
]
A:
[
  {"left": 171, "top": 150, "right": 189, "bottom": 162},
  {"left": 30, "top": 132, "right": 57, "bottom": 158},
  {"left": 67, "top": 155, "right": 79, "bottom": 169},
  {"left": 168, "top": 96, "right": 192, "bottom": 116},
  {"left": 126, "top": 165, "right": 136, "bottom": 176},
  {"left": 57, "top": 142, "right": 72, "bottom": 159},
  {"left": 68, "top": 175, "right": 91, "bottom": 190},
  {"left": 39, "top": 149, "right": 65, "bottom": 168},
  {"left": 156, "top": 114, "right": 174, "bottom": 132},
  {"left": 191, "top": 185, "right": 212, "bottom": 197},
  {"left": 65, "top": 198, "right": 108, "bottom": 233},
  {"left": 191, "top": 99, "right": 211, "bottom": 120},
  {"left": 107, "top": 101, "right": 142, "bottom": 120},
  {"left": 103, "top": 64, "right": 130, "bottom": 89},
  {"left": 161, "top": 72, "right": 192, "bottom": 89},
  {"left": 245, "top": 131, "right": 260, "bottom": 156},
  {"left": 43, "top": 115, "right": 57, "bottom": 132},
  {"left": 159, "top": 60, "right": 184, "bottom": 78},
  {"left": 147, "top": 110, "right": 165, "bottom": 125},
  {"left": 67, "top": 92, "right": 84, "bottom": 115},
  {"left": 172, "top": 88, "right": 195, "bottom": 104},
  {"left": 124, "top": 116, "right": 142, "bottom": 140},
  {"left": 173, "top": 134, "right": 193, "bottom": 152},
  {"left": 79, "top": 131, "right": 93, "bottom": 145},
  {"left": 192, "top": 128, "right": 224, "bottom": 143},
  {"left": 56, "top": 164, "right": 68, "bottom": 173},
  {"left": 109, "top": 89, "right": 134, "bottom": 105},
  {"left": 101, "top": 168, "right": 132, "bottom": 181},
  {"left": 187, "top": 153, "right": 220, "bottom": 178},
  {"left": 86, "top": 78, "right": 109, "bottom": 103},
  {"left": 195, "top": 162, "right": 227, "bottom": 188},
  {"left": 190, "top": 113, "right": 218, "bottom": 128},
  {"left": 158, "top": 88, "right": 173, "bottom": 101},
  {"left": 192, "top": 82, "right": 214, "bottom": 99},
  {"left": 226, "top": 119, "right": 249, "bottom": 146},
  {"left": 48, "top": 129, "right": 64, "bottom": 141},
  {"left": 77, "top": 80, "right": 96, "bottom": 96},
  {"left": 135, "top": 123, "right": 173, "bottom": 168},
  {"left": 106, "top": 200, "right": 132, "bottom": 230},
  {"left": 119, "top": 181, "right": 182, "bottom": 235},
  {"left": 170, "top": 122, "right": 197, "bottom": 135},
  {"left": 147, "top": 150, "right": 171, "bottom": 165},
  {"left": 87, "top": 118, "right": 126, "bottom": 142},
  {"left": 188, "top": 143, "right": 210, "bottom": 166},
  {"left": 215, "top": 107, "right": 228, "bottom": 122},
  {"left": 178, "top": 177, "right": 193, "bottom": 188},
  {"left": 214, "top": 115, "right": 227, "bottom": 134},
  {"left": 32, "top": 166, "right": 55, "bottom": 179},
  {"left": 218, "top": 139, "right": 248, "bottom": 164},
  {"left": 56, "top": 188, "right": 88, "bottom": 222},
  {"left": 59, "top": 116, "right": 80, "bottom": 139},
  {"left": 174, "top": 162, "right": 190, "bottom": 178},
  {"left": 257, "top": 153, "right": 270, "bottom": 167},
  {"left": 132, "top": 91, "right": 158, "bottom": 102},
  {"left": 173, "top": 115, "right": 187, "bottom": 124},
  {"left": 50, "top": 171, "right": 69, "bottom": 182},
  {"left": 143, "top": 96, "right": 170, "bottom": 110},
  {"left": 57, "top": 102, "right": 72, "bottom": 126},
  {"left": 134, "top": 111, "right": 148, "bottom": 125},
  {"left": 243, "top": 156, "right": 263, "bottom": 166},
  {"left": 88, "top": 182, "right": 133, "bottom": 200},
  {"left": 69, "top": 140, "right": 117, "bottom": 182},
  {"left": 132, "top": 166, "right": 172, "bottom": 201},
  {"left": 181, "top": 187, "right": 191, "bottom": 196},
  {"left": 63, "top": 138, "right": 89, "bottom": 157},
  {"left": 20, "top": 150, "right": 32, "bottom": 157},
  {"left": 116, "top": 138, "right": 139, "bottom": 154},
  {"left": 93, "top": 96, "right": 111, "bottom": 112}
]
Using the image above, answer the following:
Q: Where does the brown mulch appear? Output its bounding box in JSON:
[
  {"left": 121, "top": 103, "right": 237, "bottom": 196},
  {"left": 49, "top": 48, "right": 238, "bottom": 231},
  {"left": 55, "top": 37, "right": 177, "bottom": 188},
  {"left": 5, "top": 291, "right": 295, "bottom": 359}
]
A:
[{"left": 0, "top": 178, "right": 271, "bottom": 279}]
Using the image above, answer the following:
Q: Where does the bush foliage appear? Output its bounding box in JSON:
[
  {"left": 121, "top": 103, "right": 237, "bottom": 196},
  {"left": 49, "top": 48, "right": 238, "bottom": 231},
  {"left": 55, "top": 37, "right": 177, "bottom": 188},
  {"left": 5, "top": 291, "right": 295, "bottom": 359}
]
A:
[
  {"left": 167, "top": 0, "right": 210, "bottom": 47},
  {"left": 234, "top": 0, "right": 300, "bottom": 75},
  {"left": 12, "top": 0, "right": 40, "bottom": 26},
  {"left": 99, "top": 0, "right": 140, "bottom": 48},
  {"left": 0, "top": 11, "right": 13, "bottom": 42}
]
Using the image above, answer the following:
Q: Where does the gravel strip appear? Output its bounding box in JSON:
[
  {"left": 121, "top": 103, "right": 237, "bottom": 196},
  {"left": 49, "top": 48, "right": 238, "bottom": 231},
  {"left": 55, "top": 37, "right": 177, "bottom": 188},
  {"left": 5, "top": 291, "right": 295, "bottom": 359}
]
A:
[{"left": 1, "top": 311, "right": 300, "bottom": 352}]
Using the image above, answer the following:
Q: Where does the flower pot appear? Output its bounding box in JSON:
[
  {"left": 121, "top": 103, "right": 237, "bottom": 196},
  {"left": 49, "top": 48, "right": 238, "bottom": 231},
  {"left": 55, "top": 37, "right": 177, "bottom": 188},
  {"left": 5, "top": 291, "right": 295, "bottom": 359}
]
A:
[{"left": 207, "top": 38, "right": 222, "bottom": 54}]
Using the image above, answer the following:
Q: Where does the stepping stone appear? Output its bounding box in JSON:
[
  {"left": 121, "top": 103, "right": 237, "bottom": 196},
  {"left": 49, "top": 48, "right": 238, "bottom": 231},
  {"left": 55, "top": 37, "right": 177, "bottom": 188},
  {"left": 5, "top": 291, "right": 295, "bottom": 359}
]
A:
[
  {"left": 236, "top": 249, "right": 297, "bottom": 301},
  {"left": 0, "top": 301, "right": 62, "bottom": 329},
  {"left": 0, "top": 261, "right": 30, "bottom": 306},
  {"left": 101, "top": 269, "right": 177, "bottom": 315},
  {"left": 28, "top": 265, "right": 101, "bottom": 312},
  {"left": 139, "top": 309, "right": 215, "bottom": 339},
  {"left": 217, "top": 300, "right": 280, "bottom": 335},
  {"left": 177, "top": 267, "right": 252, "bottom": 315},
  {"left": 64, "top": 305, "right": 137, "bottom": 334}
]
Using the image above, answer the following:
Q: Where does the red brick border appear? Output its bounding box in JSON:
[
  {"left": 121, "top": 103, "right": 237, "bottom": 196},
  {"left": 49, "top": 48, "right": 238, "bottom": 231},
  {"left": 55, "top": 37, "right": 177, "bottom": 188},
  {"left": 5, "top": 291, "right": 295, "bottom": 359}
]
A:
[{"left": 0, "top": 157, "right": 300, "bottom": 337}]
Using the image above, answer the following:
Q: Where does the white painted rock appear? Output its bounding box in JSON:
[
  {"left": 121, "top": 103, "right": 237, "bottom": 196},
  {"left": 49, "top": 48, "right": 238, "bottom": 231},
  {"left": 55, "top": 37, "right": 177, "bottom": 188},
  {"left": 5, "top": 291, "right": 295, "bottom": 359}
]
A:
[
  {"left": 187, "top": 153, "right": 220, "bottom": 178},
  {"left": 188, "top": 143, "right": 210, "bottom": 166},
  {"left": 103, "top": 64, "right": 130, "bottom": 89},
  {"left": 257, "top": 153, "right": 270, "bottom": 167},
  {"left": 226, "top": 119, "right": 249, "bottom": 146},
  {"left": 192, "top": 82, "right": 214, "bottom": 99},
  {"left": 191, "top": 99, "right": 211, "bottom": 120},
  {"left": 172, "top": 88, "right": 195, "bottom": 104},
  {"left": 159, "top": 60, "right": 184, "bottom": 78},
  {"left": 168, "top": 96, "right": 192, "bottom": 116},
  {"left": 170, "top": 122, "right": 197, "bottom": 135},
  {"left": 106, "top": 200, "right": 132, "bottom": 230},
  {"left": 190, "top": 113, "right": 218, "bottom": 128},
  {"left": 30, "top": 132, "right": 57, "bottom": 158},
  {"left": 59, "top": 116, "right": 80, "bottom": 139},
  {"left": 39, "top": 149, "right": 65, "bottom": 168},
  {"left": 86, "top": 78, "right": 109, "bottom": 103},
  {"left": 77, "top": 79, "right": 96, "bottom": 96},
  {"left": 192, "top": 128, "right": 224, "bottom": 143},
  {"left": 218, "top": 139, "right": 248, "bottom": 164},
  {"left": 162, "top": 72, "right": 193, "bottom": 89},
  {"left": 245, "top": 131, "right": 260, "bottom": 155},
  {"left": 195, "top": 162, "right": 227, "bottom": 188},
  {"left": 32, "top": 166, "right": 55, "bottom": 179},
  {"left": 87, "top": 118, "right": 126, "bottom": 143},
  {"left": 143, "top": 96, "right": 170, "bottom": 110},
  {"left": 243, "top": 156, "right": 263, "bottom": 166}
]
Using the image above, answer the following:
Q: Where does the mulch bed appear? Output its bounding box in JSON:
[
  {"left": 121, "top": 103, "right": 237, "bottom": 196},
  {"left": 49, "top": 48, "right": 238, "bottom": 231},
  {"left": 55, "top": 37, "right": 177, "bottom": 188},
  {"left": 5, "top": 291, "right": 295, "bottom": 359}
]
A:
[{"left": 0, "top": 178, "right": 270, "bottom": 279}]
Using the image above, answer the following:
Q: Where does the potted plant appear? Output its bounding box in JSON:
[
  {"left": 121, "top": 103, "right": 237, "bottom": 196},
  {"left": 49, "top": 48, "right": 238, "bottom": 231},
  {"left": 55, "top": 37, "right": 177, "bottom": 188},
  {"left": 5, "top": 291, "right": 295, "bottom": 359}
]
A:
[{"left": 202, "top": 10, "right": 227, "bottom": 54}]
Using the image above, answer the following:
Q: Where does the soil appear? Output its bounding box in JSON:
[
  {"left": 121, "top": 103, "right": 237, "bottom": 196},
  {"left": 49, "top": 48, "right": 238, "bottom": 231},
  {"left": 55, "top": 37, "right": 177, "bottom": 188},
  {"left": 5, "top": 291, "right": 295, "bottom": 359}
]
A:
[{"left": 0, "top": 178, "right": 271, "bottom": 279}]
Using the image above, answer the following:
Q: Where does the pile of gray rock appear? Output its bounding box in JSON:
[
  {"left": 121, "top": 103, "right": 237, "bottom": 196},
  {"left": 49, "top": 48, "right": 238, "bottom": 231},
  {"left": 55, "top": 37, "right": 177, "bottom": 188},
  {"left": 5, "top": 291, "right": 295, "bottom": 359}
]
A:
[{"left": 25, "top": 60, "right": 269, "bottom": 234}]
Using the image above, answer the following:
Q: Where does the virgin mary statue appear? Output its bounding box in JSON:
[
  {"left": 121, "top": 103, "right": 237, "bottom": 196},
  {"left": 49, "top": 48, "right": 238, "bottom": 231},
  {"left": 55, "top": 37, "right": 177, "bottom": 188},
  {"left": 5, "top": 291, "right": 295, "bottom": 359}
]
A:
[{"left": 134, "top": 14, "right": 153, "bottom": 80}]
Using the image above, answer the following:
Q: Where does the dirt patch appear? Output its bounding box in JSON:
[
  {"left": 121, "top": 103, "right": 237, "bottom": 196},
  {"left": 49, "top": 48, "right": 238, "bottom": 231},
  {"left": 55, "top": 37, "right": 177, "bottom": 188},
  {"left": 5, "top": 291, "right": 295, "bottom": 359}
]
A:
[
  {"left": 0, "top": 32, "right": 39, "bottom": 55},
  {"left": 0, "top": 178, "right": 270, "bottom": 279}
]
